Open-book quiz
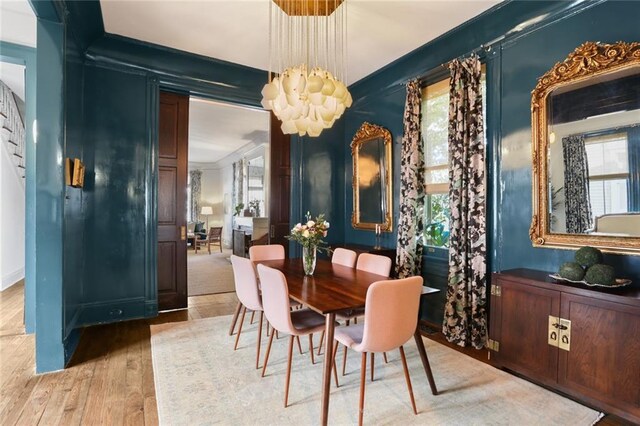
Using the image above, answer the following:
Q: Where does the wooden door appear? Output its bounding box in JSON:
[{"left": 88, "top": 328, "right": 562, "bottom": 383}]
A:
[
  {"left": 269, "top": 113, "right": 291, "bottom": 257},
  {"left": 490, "top": 276, "right": 560, "bottom": 384},
  {"left": 558, "top": 293, "right": 640, "bottom": 420},
  {"left": 157, "top": 91, "right": 189, "bottom": 311}
]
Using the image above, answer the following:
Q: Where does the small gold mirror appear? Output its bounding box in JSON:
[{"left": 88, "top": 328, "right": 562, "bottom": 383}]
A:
[
  {"left": 531, "top": 41, "right": 640, "bottom": 254},
  {"left": 351, "top": 122, "right": 393, "bottom": 231}
]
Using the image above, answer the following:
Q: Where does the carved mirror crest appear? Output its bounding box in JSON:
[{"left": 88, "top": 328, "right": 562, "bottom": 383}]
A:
[
  {"left": 351, "top": 122, "right": 393, "bottom": 232},
  {"left": 531, "top": 41, "right": 640, "bottom": 254}
]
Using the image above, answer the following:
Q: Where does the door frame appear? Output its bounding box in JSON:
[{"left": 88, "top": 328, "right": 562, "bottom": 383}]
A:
[{"left": 147, "top": 77, "right": 273, "bottom": 312}]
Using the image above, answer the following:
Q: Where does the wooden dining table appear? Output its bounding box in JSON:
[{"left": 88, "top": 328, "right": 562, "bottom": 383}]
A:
[{"left": 258, "top": 258, "right": 438, "bottom": 426}]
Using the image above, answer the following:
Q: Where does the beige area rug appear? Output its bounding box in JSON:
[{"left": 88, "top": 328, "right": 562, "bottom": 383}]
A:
[
  {"left": 187, "top": 249, "right": 235, "bottom": 296},
  {"left": 150, "top": 316, "right": 602, "bottom": 426}
]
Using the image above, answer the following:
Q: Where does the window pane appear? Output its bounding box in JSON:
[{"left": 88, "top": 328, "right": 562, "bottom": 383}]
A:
[
  {"left": 586, "top": 132, "right": 628, "bottom": 176},
  {"left": 425, "top": 168, "right": 448, "bottom": 185},
  {"left": 424, "top": 193, "right": 450, "bottom": 248},
  {"left": 421, "top": 78, "right": 449, "bottom": 168},
  {"left": 589, "top": 178, "right": 628, "bottom": 217}
]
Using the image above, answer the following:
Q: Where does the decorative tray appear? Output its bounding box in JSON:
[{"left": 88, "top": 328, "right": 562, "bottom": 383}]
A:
[{"left": 549, "top": 274, "right": 632, "bottom": 288}]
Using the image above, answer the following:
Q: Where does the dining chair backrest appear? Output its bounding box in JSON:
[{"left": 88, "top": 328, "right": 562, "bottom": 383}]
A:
[
  {"left": 360, "top": 276, "right": 423, "bottom": 353},
  {"left": 356, "top": 253, "right": 392, "bottom": 277},
  {"left": 230, "top": 255, "right": 262, "bottom": 311},
  {"left": 256, "top": 264, "right": 294, "bottom": 334},
  {"left": 332, "top": 248, "right": 357, "bottom": 268},
  {"left": 249, "top": 244, "right": 285, "bottom": 262}
]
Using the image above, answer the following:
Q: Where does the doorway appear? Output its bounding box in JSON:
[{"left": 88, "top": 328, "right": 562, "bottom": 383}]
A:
[{"left": 186, "top": 96, "right": 270, "bottom": 298}]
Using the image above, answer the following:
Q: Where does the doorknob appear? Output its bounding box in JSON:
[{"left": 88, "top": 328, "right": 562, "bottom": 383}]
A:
[{"left": 180, "top": 226, "right": 186, "bottom": 240}]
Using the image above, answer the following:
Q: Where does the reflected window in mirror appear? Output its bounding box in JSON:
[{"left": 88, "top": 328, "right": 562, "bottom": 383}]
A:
[{"left": 420, "top": 65, "right": 486, "bottom": 248}]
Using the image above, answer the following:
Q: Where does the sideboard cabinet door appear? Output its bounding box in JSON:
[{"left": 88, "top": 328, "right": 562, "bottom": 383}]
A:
[
  {"left": 558, "top": 292, "right": 640, "bottom": 419},
  {"left": 491, "top": 277, "right": 560, "bottom": 384}
]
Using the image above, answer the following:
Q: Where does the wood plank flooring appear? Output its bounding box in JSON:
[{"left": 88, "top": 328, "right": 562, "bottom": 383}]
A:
[
  {"left": 0, "top": 281, "right": 631, "bottom": 425},
  {"left": 0, "top": 282, "right": 237, "bottom": 425}
]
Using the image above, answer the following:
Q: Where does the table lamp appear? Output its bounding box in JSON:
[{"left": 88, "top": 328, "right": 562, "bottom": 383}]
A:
[{"left": 201, "top": 206, "right": 213, "bottom": 231}]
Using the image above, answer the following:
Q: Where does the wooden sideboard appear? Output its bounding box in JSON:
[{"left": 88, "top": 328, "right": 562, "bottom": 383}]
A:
[{"left": 489, "top": 269, "right": 640, "bottom": 423}]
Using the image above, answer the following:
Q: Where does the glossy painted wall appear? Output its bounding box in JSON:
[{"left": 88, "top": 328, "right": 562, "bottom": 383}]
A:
[{"left": 329, "top": 0, "right": 640, "bottom": 325}]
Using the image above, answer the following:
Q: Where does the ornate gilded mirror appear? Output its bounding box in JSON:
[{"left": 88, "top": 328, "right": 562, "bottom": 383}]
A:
[
  {"left": 351, "top": 122, "right": 393, "bottom": 231},
  {"left": 531, "top": 41, "right": 640, "bottom": 254}
]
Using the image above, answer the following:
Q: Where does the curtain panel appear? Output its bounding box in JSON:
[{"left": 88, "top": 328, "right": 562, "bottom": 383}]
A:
[
  {"left": 190, "top": 170, "right": 202, "bottom": 223},
  {"left": 442, "top": 56, "right": 488, "bottom": 349},
  {"left": 232, "top": 159, "right": 244, "bottom": 216},
  {"left": 562, "top": 135, "right": 593, "bottom": 233},
  {"left": 395, "top": 80, "right": 426, "bottom": 278}
]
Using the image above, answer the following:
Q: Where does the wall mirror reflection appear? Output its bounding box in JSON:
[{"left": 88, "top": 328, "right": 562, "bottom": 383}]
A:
[
  {"left": 351, "top": 122, "right": 393, "bottom": 231},
  {"left": 531, "top": 41, "right": 640, "bottom": 254}
]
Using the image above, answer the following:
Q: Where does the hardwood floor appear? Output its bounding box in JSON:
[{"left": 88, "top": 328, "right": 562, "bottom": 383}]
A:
[
  {"left": 0, "top": 281, "right": 630, "bottom": 425},
  {"left": 0, "top": 282, "right": 238, "bottom": 425}
]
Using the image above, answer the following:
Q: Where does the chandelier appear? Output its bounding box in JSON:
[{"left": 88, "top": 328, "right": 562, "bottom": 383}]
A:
[{"left": 261, "top": 0, "right": 352, "bottom": 138}]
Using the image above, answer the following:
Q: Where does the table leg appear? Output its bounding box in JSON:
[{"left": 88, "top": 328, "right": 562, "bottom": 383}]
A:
[
  {"left": 413, "top": 329, "right": 438, "bottom": 396},
  {"left": 321, "top": 313, "right": 336, "bottom": 426}
]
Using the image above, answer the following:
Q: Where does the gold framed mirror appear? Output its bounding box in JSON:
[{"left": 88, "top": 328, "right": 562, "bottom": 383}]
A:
[
  {"left": 530, "top": 41, "right": 640, "bottom": 254},
  {"left": 351, "top": 122, "right": 393, "bottom": 231}
]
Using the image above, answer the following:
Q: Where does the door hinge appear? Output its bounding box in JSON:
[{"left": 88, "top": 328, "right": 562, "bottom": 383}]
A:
[
  {"left": 490, "top": 284, "right": 501, "bottom": 297},
  {"left": 548, "top": 315, "right": 571, "bottom": 351},
  {"left": 487, "top": 339, "right": 500, "bottom": 352}
]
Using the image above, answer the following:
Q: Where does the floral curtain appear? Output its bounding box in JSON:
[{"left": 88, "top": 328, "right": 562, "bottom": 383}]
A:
[
  {"left": 232, "top": 159, "right": 244, "bottom": 215},
  {"left": 442, "top": 56, "right": 487, "bottom": 349},
  {"left": 395, "top": 80, "right": 425, "bottom": 278},
  {"left": 190, "top": 170, "right": 202, "bottom": 223},
  {"left": 562, "top": 135, "right": 593, "bottom": 233}
]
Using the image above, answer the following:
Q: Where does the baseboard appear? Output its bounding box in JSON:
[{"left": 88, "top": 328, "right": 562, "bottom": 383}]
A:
[
  {"left": 77, "top": 297, "right": 150, "bottom": 327},
  {"left": 1, "top": 267, "right": 25, "bottom": 291}
]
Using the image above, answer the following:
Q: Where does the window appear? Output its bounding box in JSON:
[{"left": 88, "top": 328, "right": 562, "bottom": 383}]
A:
[
  {"left": 585, "top": 132, "right": 629, "bottom": 217},
  {"left": 421, "top": 66, "right": 486, "bottom": 248}
]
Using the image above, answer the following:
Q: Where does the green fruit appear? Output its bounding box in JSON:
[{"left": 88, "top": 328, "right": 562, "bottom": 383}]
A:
[
  {"left": 585, "top": 264, "right": 616, "bottom": 286},
  {"left": 575, "top": 246, "right": 603, "bottom": 267},
  {"left": 558, "top": 262, "right": 585, "bottom": 281}
]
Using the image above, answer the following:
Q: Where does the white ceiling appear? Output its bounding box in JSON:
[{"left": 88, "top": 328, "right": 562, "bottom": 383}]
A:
[
  {"left": 101, "top": 0, "right": 500, "bottom": 85},
  {"left": 0, "top": 62, "right": 26, "bottom": 100},
  {"left": 0, "top": 0, "right": 36, "bottom": 48},
  {"left": 188, "top": 98, "right": 269, "bottom": 165}
]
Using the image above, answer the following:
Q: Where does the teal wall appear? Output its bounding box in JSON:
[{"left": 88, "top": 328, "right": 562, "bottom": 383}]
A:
[{"left": 332, "top": 0, "right": 640, "bottom": 325}]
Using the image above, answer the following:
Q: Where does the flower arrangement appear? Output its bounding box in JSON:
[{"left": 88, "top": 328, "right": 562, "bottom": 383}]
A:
[
  {"left": 286, "top": 212, "right": 331, "bottom": 252},
  {"left": 286, "top": 212, "right": 331, "bottom": 275}
]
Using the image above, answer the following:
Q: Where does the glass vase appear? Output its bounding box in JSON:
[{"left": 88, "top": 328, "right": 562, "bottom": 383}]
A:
[{"left": 302, "top": 245, "right": 317, "bottom": 276}]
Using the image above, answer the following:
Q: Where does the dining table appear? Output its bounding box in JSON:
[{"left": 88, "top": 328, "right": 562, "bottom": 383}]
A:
[{"left": 257, "top": 258, "right": 438, "bottom": 426}]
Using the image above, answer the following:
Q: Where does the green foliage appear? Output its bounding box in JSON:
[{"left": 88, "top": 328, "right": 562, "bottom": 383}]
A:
[
  {"left": 558, "top": 262, "right": 585, "bottom": 281},
  {"left": 233, "top": 203, "right": 244, "bottom": 217},
  {"left": 424, "top": 193, "right": 450, "bottom": 248},
  {"left": 585, "top": 263, "right": 616, "bottom": 285}
]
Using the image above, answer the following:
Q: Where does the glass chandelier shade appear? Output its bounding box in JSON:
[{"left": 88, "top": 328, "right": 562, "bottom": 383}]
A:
[{"left": 261, "top": 0, "right": 352, "bottom": 138}]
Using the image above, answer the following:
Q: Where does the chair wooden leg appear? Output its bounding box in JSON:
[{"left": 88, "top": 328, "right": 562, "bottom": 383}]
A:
[
  {"left": 276, "top": 330, "right": 280, "bottom": 339},
  {"left": 354, "top": 317, "right": 358, "bottom": 324},
  {"left": 296, "top": 335, "right": 303, "bottom": 355},
  {"left": 250, "top": 311, "right": 255, "bottom": 324},
  {"left": 399, "top": 346, "right": 417, "bottom": 415},
  {"left": 332, "top": 342, "right": 339, "bottom": 387},
  {"left": 370, "top": 353, "right": 375, "bottom": 382},
  {"left": 317, "top": 330, "right": 325, "bottom": 355},
  {"left": 228, "top": 302, "right": 242, "bottom": 336},
  {"left": 256, "top": 311, "right": 264, "bottom": 370},
  {"left": 308, "top": 334, "right": 315, "bottom": 365},
  {"left": 233, "top": 307, "right": 247, "bottom": 350},
  {"left": 383, "top": 352, "right": 389, "bottom": 364},
  {"left": 342, "top": 345, "right": 348, "bottom": 376},
  {"left": 359, "top": 352, "right": 367, "bottom": 426},
  {"left": 261, "top": 330, "right": 275, "bottom": 377},
  {"left": 284, "top": 335, "right": 294, "bottom": 408},
  {"left": 346, "top": 319, "right": 350, "bottom": 326}
]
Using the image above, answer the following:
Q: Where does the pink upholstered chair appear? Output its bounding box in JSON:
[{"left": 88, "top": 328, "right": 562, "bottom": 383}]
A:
[
  {"left": 332, "top": 248, "right": 357, "bottom": 268},
  {"left": 334, "top": 253, "right": 393, "bottom": 366},
  {"left": 230, "top": 255, "right": 265, "bottom": 369},
  {"left": 334, "top": 276, "right": 423, "bottom": 425},
  {"left": 356, "top": 253, "right": 392, "bottom": 277},
  {"left": 249, "top": 244, "right": 285, "bottom": 262},
  {"left": 257, "top": 264, "right": 337, "bottom": 407}
]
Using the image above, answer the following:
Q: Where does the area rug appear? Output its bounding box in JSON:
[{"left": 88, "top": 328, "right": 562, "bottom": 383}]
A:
[
  {"left": 150, "top": 316, "right": 601, "bottom": 425},
  {"left": 187, "top": 249, "right": 235, "bottom": 296}
]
